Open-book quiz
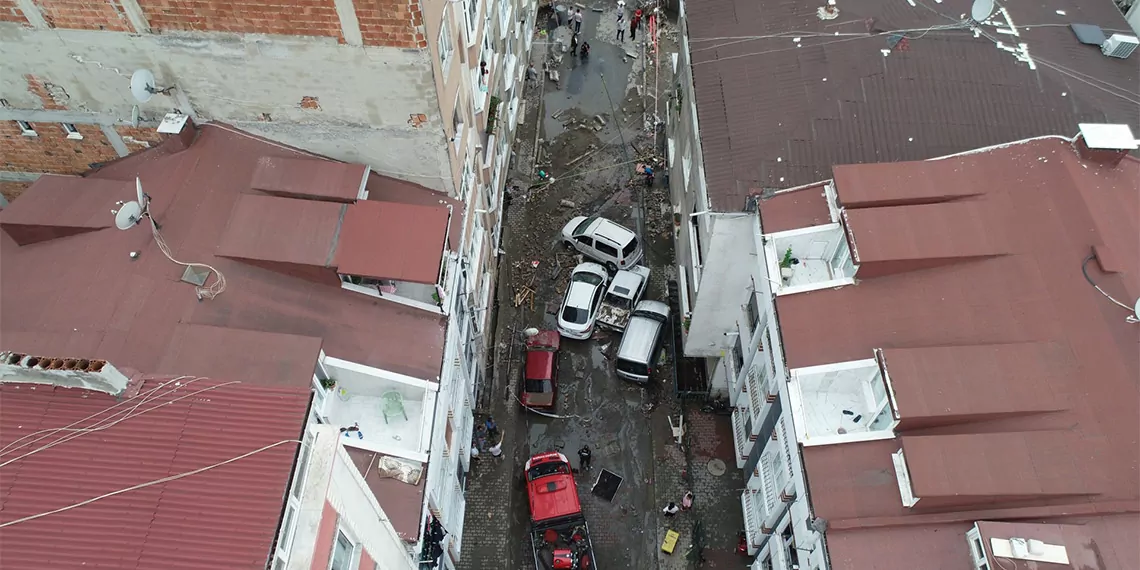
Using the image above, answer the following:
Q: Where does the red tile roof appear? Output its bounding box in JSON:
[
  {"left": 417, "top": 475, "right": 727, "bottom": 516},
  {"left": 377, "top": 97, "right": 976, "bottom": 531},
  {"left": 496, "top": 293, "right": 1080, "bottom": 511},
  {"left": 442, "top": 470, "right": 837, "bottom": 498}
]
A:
[
  {"left": 334, "top": 200, "right": 450, "bottom": 284},
  {"left": 686, "top": 0, "right": 1140, "bottom": 210},
  {"left": 0, "top": 176, "right": 128, "bottom": 245},
  {"left": 0, "top": 125, "right": 448, "bottom": 382},
  {"left": 768, "top": 140, "right": 1139, "bottom": 566},
  {"left": 0, "top": 378, "right": 311, "bottom": 570},
  {"left": 217, "top": 194, "right": 345, "bottom": 267}
]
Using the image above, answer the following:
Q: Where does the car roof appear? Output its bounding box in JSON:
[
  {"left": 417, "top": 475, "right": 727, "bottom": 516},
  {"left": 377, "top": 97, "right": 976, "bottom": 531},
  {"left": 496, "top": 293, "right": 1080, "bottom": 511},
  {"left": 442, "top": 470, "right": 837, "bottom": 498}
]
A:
[
  {"left": 617, "top": 314, "right": 664, "bottom": 363},
  {"left": 566, "top": 281, "right": 598, "bottom": 307},
  {"left": 572, "top": 262, "right": 607, "bottom": 277},
  {"left": 594, "top": 219, "right": 635, "bottom": 243},
  {"left": 633, "top": 300, "right": 670, "bottom": 318},
  {"left": 610, "top": 269, "right": 644, "bottom": 291},
  {"left": 525, "top": 350, "right": 556, "bottom": 380}
]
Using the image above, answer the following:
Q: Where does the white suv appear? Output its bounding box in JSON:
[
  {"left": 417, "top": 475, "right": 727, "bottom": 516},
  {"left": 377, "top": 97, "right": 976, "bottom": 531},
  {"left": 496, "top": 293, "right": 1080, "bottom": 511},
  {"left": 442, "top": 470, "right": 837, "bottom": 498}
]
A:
[{"left": 560, "top": 216, "right": 644, "bottom": 273}]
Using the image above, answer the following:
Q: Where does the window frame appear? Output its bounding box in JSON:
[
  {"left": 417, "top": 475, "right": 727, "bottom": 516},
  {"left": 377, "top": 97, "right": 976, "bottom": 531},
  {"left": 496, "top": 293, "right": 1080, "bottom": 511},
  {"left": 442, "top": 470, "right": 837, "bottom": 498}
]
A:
[
  {"left": 61, "top": 123, "right": 83, "bottom": 140},
  {"left": 463, "top": 0, "right": 480, "bottom": 47},
  {"left": 328, "top": 526, "right": 360, "bottom": 570},
  {"left": 439, "top": 11, "right": 456, "bottom": 76},
  {"left": 16, "top": 120, "right": 37, "bottom": 137}
]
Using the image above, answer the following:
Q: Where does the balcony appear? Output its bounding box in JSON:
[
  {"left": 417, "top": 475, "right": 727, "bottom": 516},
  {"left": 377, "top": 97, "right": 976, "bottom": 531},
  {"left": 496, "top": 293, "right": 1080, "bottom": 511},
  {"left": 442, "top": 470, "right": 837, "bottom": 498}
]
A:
[
  {"left": 320, "top": 356, "right": 438, "bottom": 462},
  {"left": 765, "top": 222, "right": 856, "bottom": 296},
  {"left": 731, "top": 406, "right": 750, "bottom": 467},
  {"left": 741, "top": 490, "right": 765, "bottom": 554},
  {"left": 786, "top": 357, "right": 899, "bottom": 447}
]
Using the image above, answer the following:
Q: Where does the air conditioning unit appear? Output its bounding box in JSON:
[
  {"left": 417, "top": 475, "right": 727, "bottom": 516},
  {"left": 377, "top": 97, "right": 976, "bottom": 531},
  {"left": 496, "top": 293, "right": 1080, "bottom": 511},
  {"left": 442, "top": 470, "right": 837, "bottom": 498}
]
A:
[{"left": 1101, "top": 34, "right": 1138, "bottom": 58}]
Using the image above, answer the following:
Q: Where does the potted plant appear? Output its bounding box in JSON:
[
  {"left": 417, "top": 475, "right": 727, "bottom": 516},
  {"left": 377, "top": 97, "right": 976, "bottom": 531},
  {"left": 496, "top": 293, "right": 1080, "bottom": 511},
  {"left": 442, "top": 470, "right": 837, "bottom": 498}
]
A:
[
  {"left": 318, "top": 376, "right": 337, "bottom": 391},
  {"left": 682, "top": 315, "right": 692, "bottom": 332},
  {"left": 779, "top": 247, "right": 798, "bottom": 279}
]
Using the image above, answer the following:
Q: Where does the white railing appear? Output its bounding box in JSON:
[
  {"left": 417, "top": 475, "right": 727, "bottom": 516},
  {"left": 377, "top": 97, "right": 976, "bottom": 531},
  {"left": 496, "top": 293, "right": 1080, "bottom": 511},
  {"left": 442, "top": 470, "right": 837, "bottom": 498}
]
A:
[
  {"left": 731, "top": 406, "right": 749, "bottom": 466},
  {"left": 741, "top": 491, "right": 764, "bottom": 549},
  {"left": 746, "top": 365, "right": 764, "bottom": 421}
]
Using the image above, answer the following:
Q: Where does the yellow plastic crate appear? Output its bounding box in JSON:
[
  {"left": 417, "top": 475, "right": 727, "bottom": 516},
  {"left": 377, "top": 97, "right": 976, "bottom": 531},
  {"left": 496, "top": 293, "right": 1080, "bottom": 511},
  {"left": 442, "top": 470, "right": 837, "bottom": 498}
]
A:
[{"left": 661, "top": 529, "right": 681, "bottom": 554}]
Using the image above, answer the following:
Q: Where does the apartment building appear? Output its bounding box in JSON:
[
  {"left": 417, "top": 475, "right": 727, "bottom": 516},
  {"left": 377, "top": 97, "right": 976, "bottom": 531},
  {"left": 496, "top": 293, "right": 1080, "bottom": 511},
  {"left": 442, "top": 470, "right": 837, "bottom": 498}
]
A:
[
  {"left": 1, "top": 0, "right": 537, "bottom": 337},
  {"left": 665, "top": 0, "right": 1139, "bottom": 395},
  {"left": 0, "top": 123, "right": 488, "bottom": 568},
  {"left": 729, "top": 130, "right": 1139, "bottom": 569}
]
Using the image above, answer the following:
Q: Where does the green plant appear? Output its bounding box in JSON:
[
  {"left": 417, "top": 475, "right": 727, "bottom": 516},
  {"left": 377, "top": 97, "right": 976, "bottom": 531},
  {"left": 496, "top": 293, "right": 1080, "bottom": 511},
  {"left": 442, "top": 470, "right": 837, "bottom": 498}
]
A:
[
  {"left": 432, "top": 291, "right": 442, "bottom": 305},
  {"left": 319, "top": 376, "right": 337, "bottom": 390},
  {"left": 486, "top": 95, "right": 502, "bottom": 134},
  {"left": 779, "top": 247, "right": 795, "bottom": 269},
  {"left": 682, "top": 315, "right": 692, "bottom": 331}
]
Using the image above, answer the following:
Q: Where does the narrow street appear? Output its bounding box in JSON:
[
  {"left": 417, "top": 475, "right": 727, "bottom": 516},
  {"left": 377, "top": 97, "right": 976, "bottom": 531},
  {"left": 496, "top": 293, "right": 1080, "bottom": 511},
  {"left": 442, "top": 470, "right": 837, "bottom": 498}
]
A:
[{"left": 459, "top": 4, "right": 743, "bottom": 568}]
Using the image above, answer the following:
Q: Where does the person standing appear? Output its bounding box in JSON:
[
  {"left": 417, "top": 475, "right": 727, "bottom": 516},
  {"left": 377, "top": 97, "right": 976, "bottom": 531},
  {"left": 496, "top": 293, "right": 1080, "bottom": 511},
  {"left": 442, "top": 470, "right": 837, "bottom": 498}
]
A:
[
  {"left": 573, "top": 8, "right": 583, "bottom": 33},
  {"left": 485, "top": 416, "right": 499, "bottom": 439},
  {"left": 616, "top": 9, "right": 625, "bottom": 42},
  {"left": 629, "top": 14, "right": 639, "bottom": 41},
  {"left": 570, "top": 32, "right": 579, "bottom": 56},
  {"left": 578, "top": 444, "right": 592, "bottom": 471},
  {"left": 662, "top": 502, "right": 680, "bottom": 517},
  {"left": 489, "top": 434, "right": 503, "bottom": 458}
]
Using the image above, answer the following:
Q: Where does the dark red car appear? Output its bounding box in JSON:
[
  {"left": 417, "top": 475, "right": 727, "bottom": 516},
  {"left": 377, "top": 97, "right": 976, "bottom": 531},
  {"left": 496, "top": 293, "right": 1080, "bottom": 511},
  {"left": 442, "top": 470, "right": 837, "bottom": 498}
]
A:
[{"left": 521, "top": 331, "right": 560, "bottom": 409}]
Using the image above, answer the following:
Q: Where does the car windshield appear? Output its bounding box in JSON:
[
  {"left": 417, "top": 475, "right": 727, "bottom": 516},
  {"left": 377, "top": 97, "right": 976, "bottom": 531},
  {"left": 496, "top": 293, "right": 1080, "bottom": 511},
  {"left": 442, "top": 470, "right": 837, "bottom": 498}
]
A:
[
  {"left": 632, "top": 310, "right": 667, "bottom": 323},
  {"left": 525, "top": 379, "right": 553, "bottom": 393},
  {"left": 604, "top": 292, "right": 632, "bottom": 309},
  {"left": 561, "top": 305, "right": 589, "bottom": 324},
  {"left": 572, "top": 272, "right": 605, "bottom": 286},
  {"left": 622, "top": 237, "right": 639, "bottom": 257},
  {"left": 528, "top": 461, "right": 570, "bottom": 480},
  {"left": 573, "top": 216, "right": 597, "bottom": 235},
  {"left": 617, "top": 359, "right": 650, "bottom": 377}
]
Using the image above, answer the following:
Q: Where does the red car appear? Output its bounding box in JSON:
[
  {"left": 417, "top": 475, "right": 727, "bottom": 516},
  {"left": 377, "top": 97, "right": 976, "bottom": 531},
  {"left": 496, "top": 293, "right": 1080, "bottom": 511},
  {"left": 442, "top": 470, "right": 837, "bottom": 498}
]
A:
[{"left": 521, "top": 331, "right": 560, "bottom": 409}]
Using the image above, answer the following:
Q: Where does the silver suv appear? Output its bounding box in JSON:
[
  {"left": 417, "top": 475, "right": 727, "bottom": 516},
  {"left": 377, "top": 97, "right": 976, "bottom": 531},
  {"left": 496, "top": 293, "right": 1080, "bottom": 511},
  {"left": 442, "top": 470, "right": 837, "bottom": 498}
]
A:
[{"left": 561, "top": 216, "right": 644, "bottom": 273}]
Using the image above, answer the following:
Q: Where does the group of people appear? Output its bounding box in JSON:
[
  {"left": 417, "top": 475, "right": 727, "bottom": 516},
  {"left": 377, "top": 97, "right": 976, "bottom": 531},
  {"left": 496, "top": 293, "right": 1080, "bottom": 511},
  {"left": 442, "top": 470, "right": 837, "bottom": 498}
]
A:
[
  {"left": 662, "top": 491, "right": 695, "bottom": 517},
  {"left": 615, "top": 1, "right": 645, "bottom": 43},
  {"left": 471, "top": 416, "right": 503, "bottom": 459}
]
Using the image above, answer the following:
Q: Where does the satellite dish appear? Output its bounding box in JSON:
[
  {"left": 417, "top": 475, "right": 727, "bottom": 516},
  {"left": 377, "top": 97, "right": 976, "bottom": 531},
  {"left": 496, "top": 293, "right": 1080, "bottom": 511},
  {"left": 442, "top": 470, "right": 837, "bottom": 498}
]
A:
[
  {"left": 970, "top": 0, "right": 995, "bottom": 22},
  {"left": 115, "top": 201, "right": 143, "bottom": 230},
  {"left": 1133, "top": 297, "right": 1140, "bottom": 321},
  {"left": 130, "top": 69, "right": 157, "bottom": 103},
  {"left": 136, "top": 177, "right": 148, "bottom": 210}
]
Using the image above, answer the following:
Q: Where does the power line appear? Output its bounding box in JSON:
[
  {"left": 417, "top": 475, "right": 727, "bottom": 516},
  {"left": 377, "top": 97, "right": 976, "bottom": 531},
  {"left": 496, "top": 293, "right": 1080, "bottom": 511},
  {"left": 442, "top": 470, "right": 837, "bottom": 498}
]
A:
[
  {"left": 0, "top": 379, "right": 241, "bottom": 469},
  {"left": 0, "top": 439, "right": 304, "bottom": 528}
]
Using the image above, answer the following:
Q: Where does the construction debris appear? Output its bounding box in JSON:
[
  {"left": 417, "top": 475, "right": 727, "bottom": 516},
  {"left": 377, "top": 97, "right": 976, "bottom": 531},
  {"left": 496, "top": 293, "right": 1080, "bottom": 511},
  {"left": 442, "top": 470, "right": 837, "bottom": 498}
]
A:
[{"left": 560, "top": 199, "right": 577, "bottom": 208}]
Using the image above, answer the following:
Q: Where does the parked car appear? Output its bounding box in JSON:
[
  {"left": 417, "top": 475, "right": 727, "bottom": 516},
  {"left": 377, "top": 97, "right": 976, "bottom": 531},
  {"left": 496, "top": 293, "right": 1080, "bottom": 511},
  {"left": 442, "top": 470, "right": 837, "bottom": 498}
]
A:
[
  {"left": 557, "top": 262, "right": 609, "bottom": 340},
  {"left": 597, "top": 265, "right": 651, "bottom": 331},
  {"left": 561, "top": 215, "right": 644, "bottom": 273},
  {"left": 615, "top": 300, "right": 671, "bottom": 383},
  {"left": 520, "top": 330, "right": 560, "bottom": 409}
]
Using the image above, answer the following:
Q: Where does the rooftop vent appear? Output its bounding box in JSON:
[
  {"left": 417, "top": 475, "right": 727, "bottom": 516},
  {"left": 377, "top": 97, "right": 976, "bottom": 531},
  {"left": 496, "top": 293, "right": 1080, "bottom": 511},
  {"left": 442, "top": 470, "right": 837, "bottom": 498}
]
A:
[
  {"left": 990, "top": 536, "right": 1070, "bottom": 565},
  {"left": 0, "top": 351, "right": 130, "bottom": 396},
  {"left": 1101, "top": 33, "right": 1138, "bottom": 58},
  {"left": 1073, "top": 123, "right": 1139, "bottom": 167}
]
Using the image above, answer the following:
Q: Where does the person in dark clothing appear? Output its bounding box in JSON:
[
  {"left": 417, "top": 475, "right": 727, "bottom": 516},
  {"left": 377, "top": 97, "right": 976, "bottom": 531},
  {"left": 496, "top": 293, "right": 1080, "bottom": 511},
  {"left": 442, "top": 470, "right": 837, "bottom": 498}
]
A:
[
  {"left": 580, "top": 40, "right": 590, "bottom": 59},
  {"left": 570, "top": 32, "right": 579, "bottom": 56},
  {"left": 630, "top": 17, "right": 638, "bottom": 41},
  {"left": 578, "top": 444, "right": 592, "bottom": 471},
  {"left": 485, "top": 416, "right": 499, "bottom": 439}
]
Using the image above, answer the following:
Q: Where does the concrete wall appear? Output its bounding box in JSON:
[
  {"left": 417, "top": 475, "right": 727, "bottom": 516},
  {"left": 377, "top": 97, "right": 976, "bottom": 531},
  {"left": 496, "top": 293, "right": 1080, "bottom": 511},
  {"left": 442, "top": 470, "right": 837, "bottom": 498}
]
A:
[
  {"left": 683, "top": 214, "right": 756, "bottom": 357},
  {"left": 0, "top": 25, "right": 454, "bottom": 191}
]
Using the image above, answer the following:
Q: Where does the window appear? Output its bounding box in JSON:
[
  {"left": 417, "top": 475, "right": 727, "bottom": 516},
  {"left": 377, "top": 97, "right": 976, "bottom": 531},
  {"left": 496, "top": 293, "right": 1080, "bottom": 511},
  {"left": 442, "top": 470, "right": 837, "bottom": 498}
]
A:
[
  {"left": 458, "top": 160, "right": 474, "bottom": 201},
  {"left": 731, "top": 336, "right": 744, "bottom": 376},
  {"left": 575, "top": 236, "right": 593, "bottom": 248},
  {"left": 463, "top": 0, "right": 479, "bottom": 46},
  {"left": 61, "top": 123, "right": 82, "bottom": 140},
  {"left": 329, "top": 530, "right": 356, "bottom": 570},
  {"left": 966, "top": 525, "right": 990, "bottom": 570},
  {"left": 596, "top": 241, "right": 618, "bottom": 258},
  {"left": 745, "top": 290, "right": 761, "bottom": 334},
  {"left": 439, "top": 13, "right": 455, "bottom": 74},
  {"left": 453, "top": 101, "right": 466, "bottom": 153},
  {"left": 16, "top": 120, "right": 36, "bottom": 137}
]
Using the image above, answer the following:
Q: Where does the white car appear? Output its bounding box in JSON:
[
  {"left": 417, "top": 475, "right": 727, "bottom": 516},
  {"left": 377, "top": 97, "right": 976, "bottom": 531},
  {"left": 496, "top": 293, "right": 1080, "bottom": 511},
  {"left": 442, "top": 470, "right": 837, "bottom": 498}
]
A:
[
  {"left": 561, "top": 216, "right": 644, "bottom": 273},
  {"left": 557, "top": 262, "right": 610, "bottom": 340}
]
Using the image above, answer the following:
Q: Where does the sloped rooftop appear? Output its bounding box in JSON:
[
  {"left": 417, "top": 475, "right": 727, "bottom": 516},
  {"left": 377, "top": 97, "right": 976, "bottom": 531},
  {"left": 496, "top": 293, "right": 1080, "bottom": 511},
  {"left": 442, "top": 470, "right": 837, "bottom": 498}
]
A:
[
  {"left": 686, "top": 0, "right": 1140, "bottom": 210},
  {"left": 0, "top": 125, "right": 450, "bottom": 382},
  {"left": 0, "top": 377, "right": 311, "bottom": 570},
  {"left": 767, "top": 139, "right": 1139, "bottom": 568}
]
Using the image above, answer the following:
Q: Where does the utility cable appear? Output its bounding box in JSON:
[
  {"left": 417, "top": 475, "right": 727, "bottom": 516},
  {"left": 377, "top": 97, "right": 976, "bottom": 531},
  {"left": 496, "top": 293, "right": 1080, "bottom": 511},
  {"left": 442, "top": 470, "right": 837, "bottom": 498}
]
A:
[
  {"left": 1081, "top": 254, "right": 1138, "bottom": 320},
  {"left": 0, "top": 439, "right": 303, "bottom": 528},
  {"left": 150, "top": 217, "right": 227, "bottom": 300},
  {"left": 0, "top": 380, "right": 241, "bottom": 469}
]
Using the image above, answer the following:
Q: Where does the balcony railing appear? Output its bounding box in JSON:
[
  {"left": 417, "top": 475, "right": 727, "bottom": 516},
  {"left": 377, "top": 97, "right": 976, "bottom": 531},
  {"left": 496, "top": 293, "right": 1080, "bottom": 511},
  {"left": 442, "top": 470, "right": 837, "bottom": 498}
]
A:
[
  {"left": 741, "top": 490, "right": 764, "bottom": 550},
  {"left": 731, "top": 406, "right": 749, "bottom": 466}
]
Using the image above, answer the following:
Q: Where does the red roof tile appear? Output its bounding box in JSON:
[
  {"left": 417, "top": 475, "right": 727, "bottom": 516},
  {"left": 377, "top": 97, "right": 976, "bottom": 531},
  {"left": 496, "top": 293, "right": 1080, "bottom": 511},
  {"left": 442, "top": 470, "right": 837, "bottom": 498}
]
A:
[
  {"left": 773, "top": 140, "right": 1139, "bottom": 566},
  {"left": 250, "top": 156, "right": 368, "bottom": 203},
  {"left": 686, "top": 0, "right": 1140, "bottom": 209},
  {"left": 0, "top": 125, "right": 447, "bottom": 382},
  {"left": 334, "top": 200, "right": 450, "bottom": 284},
  {"left": 0, "top": 378, "right": 311, "bottom": 570}
]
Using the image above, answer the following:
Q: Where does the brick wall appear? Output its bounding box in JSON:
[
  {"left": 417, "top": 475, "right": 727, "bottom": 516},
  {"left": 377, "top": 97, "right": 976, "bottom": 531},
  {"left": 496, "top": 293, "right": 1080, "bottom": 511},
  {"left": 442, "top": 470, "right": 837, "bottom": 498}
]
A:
[
  {"left": 355, "top": 0, "right": 424, "bottom": 48},
  {"left": 1, "top": 122, "right": 120, "bottom": 175},
  {"left": 32, "top": 0, "right": 134, "bottom": 31},
  {"left": 0, "top": 182, "right": 32, "bottom": 203},
  {"left": 0, "top": 0, "right": 25, "bottom": 23},
  {"left": 116, "top": 125, "right": 169, "bottom": 150},
  {"left": 135, "top": 0, "right": 345, "bottom": 40}
]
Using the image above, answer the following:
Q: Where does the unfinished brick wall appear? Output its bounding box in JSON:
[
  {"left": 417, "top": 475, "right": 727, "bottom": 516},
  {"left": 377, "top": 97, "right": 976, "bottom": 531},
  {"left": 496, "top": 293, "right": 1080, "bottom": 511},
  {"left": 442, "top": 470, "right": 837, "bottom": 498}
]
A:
[
  {"left": 0, "top": 182, "right": 32, "bottom": 203},
  {"left": 355, "top": 0, "right": 424, "bottom": 47},
  {"left": 115, "top": 125, "right": 170, "bottom": 150},
  {"left": 1, "top": 122, "right": 120, "bottom": 175},
  {"left": 31, "top": 0, "right": 135, "bottom": 31},
  {"left": 1, "top": 0, "right": 25, "bottom": 23},
  {"left": 135, "top": 0, "right": 344, "bottom": 40}
]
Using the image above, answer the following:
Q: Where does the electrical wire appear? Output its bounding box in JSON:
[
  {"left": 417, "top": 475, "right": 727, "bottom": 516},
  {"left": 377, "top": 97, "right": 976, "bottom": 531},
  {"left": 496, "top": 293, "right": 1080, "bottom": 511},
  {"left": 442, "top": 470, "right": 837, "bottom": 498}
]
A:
[
  {"left": 1081, "top": 255, "right": 1138, "bottom": 321},
  {"left": 0, "top": 379, "right": 241, "bottom": 469},
  {"left": 0, "top": 375, "right": 202, "bottom": 458},
  {"left": 0, "top": 439, "right": 303, "bottom": 529},
  {"left": 149, "top": 216, "right": 227, "bottom": 300}
]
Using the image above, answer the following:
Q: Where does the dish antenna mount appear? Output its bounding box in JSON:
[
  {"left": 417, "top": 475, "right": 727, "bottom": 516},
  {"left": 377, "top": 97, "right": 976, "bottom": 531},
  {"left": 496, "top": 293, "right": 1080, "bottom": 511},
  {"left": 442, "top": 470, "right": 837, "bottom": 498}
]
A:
[
  {"left": 111, "top": 177, "right": 159, "bottom": 230},
  {"left": 130, "top": 69, "right": 174, "bottom": 103},
  {"left": 969, "top": 0, "right": 995, "bottom": 23}
]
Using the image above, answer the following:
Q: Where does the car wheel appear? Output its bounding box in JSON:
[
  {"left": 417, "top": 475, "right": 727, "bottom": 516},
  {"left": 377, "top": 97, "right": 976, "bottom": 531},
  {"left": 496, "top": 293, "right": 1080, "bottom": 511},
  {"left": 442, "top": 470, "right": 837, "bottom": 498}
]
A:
[
  {"left": 605, "top": 262, "right": 618, "bottom": 274},
  {"left": 563, "top": 240, "right": 575, "bottom": 250}
]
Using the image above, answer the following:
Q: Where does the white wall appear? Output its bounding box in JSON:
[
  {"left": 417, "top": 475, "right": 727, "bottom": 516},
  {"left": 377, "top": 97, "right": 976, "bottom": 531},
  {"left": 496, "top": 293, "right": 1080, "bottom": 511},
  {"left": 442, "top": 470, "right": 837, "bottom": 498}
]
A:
[
  {"left": 0, "top": 27, "right": 454, "bottom": 192},
  {"left": 684, "top": 214, "right": 758, "bottom": 357}
]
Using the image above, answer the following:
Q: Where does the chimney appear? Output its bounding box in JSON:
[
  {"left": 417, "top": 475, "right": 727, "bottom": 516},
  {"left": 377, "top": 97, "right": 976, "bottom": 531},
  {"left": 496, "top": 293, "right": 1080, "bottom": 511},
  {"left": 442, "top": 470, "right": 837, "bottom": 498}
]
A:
[
  {"left": 0, "top": 351, "right": 130, "bottom": 396},
  {"left": 1073, "top": 123, "right": 1138, "bottom": 167},
  {"left": 156, "top": 112, "right": 198, "bottom": 152}
]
